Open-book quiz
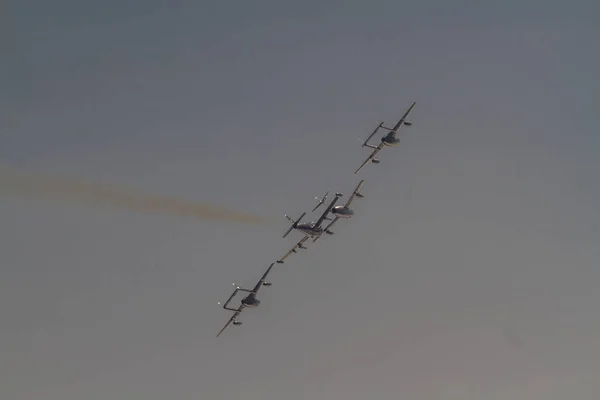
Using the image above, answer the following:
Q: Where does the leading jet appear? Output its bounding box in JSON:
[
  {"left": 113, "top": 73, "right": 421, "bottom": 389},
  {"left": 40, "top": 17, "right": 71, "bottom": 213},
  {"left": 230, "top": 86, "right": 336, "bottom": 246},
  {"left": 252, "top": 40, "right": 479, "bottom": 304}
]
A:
[
  {"left": 312, "top": 179, "right": 365, "bottom": 243},
  {"left": 282, "top": 192, "right": 343, "bottom": 239},
  {"left": 216, "top": 263, "right": 275, "bottom": 337},
  {"left": 354, "top": 101, "right": 416, "bottom": 174}
]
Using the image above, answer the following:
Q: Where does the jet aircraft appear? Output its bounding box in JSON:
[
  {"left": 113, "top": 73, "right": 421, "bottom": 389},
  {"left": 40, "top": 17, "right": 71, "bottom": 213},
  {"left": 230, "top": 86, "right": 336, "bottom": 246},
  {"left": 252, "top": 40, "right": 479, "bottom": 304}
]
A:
[
  {"left": 282, "top": 192, "right": 342, "bottom": 239},
  {"left": 216, "top": 263, "right": 275, "bottom": 337},
  {"left": 313, "top": 179, "right": 365, "bottom": 242},
  {"left": 354, "top": 101, "right": 416, "bottom": 174}
]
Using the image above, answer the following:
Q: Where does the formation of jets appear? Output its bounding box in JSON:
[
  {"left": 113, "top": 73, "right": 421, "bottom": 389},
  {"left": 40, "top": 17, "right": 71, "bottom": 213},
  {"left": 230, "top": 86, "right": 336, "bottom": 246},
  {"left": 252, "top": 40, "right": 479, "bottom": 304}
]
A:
[{"left": 216, "top": 101, "right": 417, "bottom": 337}]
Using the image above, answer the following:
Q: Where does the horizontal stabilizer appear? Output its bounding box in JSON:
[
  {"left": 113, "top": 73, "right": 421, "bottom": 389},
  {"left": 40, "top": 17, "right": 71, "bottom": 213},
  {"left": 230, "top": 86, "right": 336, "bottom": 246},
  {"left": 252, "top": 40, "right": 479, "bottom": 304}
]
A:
[
  {"left": 283, "top": 212, "right": 306, "bottom": 238},
  {"left": 361, "top": 122, "right": 384, "bottom": 147},
  {"left": 312, "top": 191, "right": 329, "bottom": 212},
  {"left": 282, "top": 225, "right": 294, "bottom": 239}
]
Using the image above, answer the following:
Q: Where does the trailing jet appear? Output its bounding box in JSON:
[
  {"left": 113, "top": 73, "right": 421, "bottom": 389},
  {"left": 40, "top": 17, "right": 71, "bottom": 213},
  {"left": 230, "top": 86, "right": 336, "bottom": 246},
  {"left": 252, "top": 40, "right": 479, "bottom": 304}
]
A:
[
  {"left": 217, "top": 263, "right": 275, "bottom": 337},
  {"left": 313, "top": 180, "right": 365, "bottom": 242},
  {"left": 354, "top": 101, "right": 416, "bottom": 174},
  {"left": 282, "top": 193, "right": 342, "bottom": 239}
]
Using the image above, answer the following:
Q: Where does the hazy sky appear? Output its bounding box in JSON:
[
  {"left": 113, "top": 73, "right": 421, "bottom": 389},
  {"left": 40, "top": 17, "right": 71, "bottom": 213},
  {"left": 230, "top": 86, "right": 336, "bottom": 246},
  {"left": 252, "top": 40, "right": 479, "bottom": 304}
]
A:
[{"left": 2, "top": 1, "right": 600, "bottom": 399}]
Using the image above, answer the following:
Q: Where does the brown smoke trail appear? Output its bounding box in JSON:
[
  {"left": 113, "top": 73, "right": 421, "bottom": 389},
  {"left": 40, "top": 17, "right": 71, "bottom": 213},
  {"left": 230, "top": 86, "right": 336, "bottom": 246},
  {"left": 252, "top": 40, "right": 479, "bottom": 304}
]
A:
[{"left": 0, "top": 164, "right": 269, "bottom": 225}]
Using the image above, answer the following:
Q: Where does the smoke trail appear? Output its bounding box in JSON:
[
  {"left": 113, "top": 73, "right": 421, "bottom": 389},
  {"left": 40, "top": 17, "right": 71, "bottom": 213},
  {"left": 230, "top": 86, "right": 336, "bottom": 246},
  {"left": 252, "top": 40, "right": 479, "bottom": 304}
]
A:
[{"left": 0, "top": 164, "right": 269, "bottom": 224}]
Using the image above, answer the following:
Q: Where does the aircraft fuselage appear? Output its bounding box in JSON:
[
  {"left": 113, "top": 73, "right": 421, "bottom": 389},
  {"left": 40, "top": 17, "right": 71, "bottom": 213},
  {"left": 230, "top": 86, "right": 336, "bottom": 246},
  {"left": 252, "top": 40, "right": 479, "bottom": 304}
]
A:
[
  {"left": 241, "top": 294, "right": 260, "bottom": 308},
  {"left": 295, "top": 222, "right": 324, "bottom": 237},
  {"left": 331, "top": 206, "right": 354, "bottom": 218},
  {"left": 382, "top": 134, "right": 400, "bottom": 146}
]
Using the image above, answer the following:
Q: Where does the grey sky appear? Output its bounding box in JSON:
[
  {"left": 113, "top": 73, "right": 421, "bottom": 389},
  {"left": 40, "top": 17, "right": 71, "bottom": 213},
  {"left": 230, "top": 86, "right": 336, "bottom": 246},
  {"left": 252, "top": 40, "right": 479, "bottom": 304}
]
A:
[{"left": 2, "top": 1, "right": 599, "bottom": 399}]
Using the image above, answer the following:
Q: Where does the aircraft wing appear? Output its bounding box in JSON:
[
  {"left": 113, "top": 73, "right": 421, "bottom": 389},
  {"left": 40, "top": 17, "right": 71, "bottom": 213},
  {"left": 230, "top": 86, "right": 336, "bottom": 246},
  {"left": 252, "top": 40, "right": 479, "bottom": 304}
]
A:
[
  {"left": 343, "top": 179, "right": 365, "bottom": 207},
  {"left": 278, "top": 236, "right": 309, "bottom": 263},
  {"left": 314, "top": 194, "right": 341, "bottom": 228},
  {"left": 250, "top": 262, "right": 275, "bottom": 294},
  {"left": 217, "top": 309, "right": 242, "bottom": 337},
  {"left": 390, "top": 101, "right": 417, "bottom": 132},
  {"left": 354, "top": 144, "right": 384, "bottom": 174}
]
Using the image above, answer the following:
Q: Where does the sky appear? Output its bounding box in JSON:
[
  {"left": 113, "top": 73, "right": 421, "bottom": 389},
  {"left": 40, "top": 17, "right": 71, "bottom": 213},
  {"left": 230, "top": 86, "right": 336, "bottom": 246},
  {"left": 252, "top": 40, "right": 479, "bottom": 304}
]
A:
[{"left": 1, "top": 1, "right": 600, "bottom": 399}]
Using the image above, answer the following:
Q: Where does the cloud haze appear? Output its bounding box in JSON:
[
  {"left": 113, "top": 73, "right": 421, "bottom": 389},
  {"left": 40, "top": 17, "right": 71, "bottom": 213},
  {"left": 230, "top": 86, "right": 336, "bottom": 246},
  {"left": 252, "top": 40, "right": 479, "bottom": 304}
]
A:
[{"left": 0, "top": 164, "right": 268, "bottom": 224}]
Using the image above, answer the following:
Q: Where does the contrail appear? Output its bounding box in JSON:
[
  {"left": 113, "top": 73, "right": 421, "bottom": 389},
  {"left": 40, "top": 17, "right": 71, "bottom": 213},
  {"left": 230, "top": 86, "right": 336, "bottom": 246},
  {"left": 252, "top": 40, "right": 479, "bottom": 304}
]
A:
[{"left": 0, "top": 164, "right": 269, "bottom": 225}]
